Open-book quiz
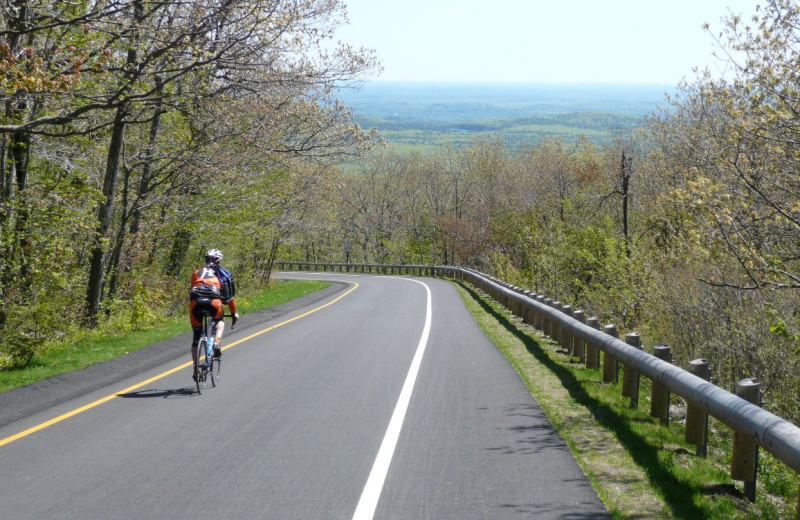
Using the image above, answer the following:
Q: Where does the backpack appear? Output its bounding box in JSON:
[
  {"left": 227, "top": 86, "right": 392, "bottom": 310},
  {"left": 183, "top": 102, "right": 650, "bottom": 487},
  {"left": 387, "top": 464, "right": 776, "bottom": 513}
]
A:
[{"left": 218, "top": 267, "right": 236, "bottom": 303}]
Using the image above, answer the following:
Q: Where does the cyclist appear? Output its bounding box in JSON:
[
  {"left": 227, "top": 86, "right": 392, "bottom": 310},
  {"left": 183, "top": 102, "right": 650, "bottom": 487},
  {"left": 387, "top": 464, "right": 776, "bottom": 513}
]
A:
[{"left": 189, "top": 248, "right": 239, "bottom": 380}]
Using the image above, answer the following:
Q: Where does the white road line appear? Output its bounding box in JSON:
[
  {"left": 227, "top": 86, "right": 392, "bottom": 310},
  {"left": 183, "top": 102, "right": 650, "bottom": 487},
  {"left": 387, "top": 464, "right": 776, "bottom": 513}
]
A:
[{"left": 352, "top": 278, "right": 432, "bottom": 520}]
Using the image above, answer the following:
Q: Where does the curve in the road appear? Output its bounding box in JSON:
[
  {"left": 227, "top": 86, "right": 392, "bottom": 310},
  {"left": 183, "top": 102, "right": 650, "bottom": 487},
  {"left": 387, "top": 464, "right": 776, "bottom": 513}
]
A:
[{"left": 353, "top": 278, "right": 431, "bottom": 520}]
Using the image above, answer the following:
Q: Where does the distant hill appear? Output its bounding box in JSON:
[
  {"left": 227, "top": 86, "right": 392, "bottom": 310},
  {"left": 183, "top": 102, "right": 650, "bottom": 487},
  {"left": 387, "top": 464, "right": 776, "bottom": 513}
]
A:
[{"left": 337, "top": 81, "right": 674, "bottom": 150}]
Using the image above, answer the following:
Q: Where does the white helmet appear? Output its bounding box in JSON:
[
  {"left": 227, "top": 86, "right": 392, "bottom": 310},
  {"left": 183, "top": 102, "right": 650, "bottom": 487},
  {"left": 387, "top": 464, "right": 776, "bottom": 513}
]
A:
[{"left": 205, "top": 248, "right": 223, "bottom": 264}]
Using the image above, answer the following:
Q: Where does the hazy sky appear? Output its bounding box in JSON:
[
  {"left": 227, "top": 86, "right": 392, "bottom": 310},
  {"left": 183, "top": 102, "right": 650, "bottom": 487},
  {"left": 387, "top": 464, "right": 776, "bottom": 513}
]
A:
[{"left": 334, "top": 0, "right": 762, "bottom": 84}]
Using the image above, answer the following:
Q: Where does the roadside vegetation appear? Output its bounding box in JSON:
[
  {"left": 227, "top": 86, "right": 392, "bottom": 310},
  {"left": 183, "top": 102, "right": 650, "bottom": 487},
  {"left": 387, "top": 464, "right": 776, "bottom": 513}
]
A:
[
  {"left": 0, "top": 279, "right": 329, "bottom": 394},
  {"left": 456, "top": 280, "right": 798, "bottom": 519},
  {"left": 0, "top": 1, "right": 379, "bottom": 370},
  {"left": 281, "top": 1, "right": 800, "bottom": 435}
]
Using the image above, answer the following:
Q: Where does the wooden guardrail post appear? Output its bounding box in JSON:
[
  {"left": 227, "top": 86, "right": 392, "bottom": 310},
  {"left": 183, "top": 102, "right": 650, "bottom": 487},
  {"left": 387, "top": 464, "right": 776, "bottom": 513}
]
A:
[
  {"left": 552, "top": 301, "right": 562, "bottom": 343},
  {"left": 573, "top": 310, "right": 586, "bottom": 363},
  {"left": 622, "top": 333, "right": 642, "bottom": 408},
  {"left": 686, "top": 358, "right": 710, "bottom": 457},
  {"left": 586, "top": 317, "right": 600, "bottom": 369},
  {"left": 543, "top": 299, "right": 553, "bottom": 337},
  {"left": 522, "top": 291, "right": 533, "bottom": 324},
  {"left": 602, "top": 324, "right": 619, "bottom": 383},
  {"left": 535, "top": 295, "right": 545, "bottom": 330},
  {"left": 561, "top": 305, "right": 573, "bottom": 354},
  {"left": 650, "top": 345, "right": 671, "bottom": 425},
  {"left": 732, "top": 378, "right": 762, "bottom": 503}
]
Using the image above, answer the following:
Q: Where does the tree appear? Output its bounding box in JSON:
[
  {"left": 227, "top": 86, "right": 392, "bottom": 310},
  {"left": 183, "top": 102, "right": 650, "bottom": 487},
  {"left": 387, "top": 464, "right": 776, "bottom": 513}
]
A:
[
  {"left": 654, "top": 0, "right": 800, "bottom": 290},
  {"left": 56, "top": 0, "right": 380, "bottom": 320},
  {"left": 0, "top": 0, "right": 380, "bottom": 365}
]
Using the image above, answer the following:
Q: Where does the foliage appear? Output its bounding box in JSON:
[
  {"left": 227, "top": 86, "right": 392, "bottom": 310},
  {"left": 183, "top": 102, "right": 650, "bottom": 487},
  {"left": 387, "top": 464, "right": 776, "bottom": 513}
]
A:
[
  {"left": 284, "top": 29, "right": 800, "bottom": 423},
  {"left": 0, "top": 0, "right": 381, "bottom": 367}
]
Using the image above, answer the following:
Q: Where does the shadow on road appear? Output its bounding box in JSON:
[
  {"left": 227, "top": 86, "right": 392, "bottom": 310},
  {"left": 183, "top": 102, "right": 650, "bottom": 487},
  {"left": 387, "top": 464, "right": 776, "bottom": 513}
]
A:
[{"left": 117, "top": 388, "right": 196, "bottom": 399}]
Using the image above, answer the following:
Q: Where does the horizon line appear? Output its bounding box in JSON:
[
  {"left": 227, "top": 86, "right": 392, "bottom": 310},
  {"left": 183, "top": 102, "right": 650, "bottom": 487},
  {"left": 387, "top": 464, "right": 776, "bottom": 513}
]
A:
[{"left": 355, "top": 78, "right": 678, "bottom": 88}]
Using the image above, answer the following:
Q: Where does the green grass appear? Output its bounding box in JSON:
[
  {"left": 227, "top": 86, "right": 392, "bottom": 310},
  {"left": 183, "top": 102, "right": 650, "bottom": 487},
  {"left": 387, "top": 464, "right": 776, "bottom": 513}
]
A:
[
  {"left": 0, "top": 279, "right": 330, "bottom": 394},
  {"left": 454, "top": 280, "right": 798, "bottom": 519}
]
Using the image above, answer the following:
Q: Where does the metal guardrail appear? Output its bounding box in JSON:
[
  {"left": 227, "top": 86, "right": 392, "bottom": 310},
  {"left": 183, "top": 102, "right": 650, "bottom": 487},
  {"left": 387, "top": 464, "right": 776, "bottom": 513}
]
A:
[{"left": 277, "top": 261, "right": 800, "bottom": 509}]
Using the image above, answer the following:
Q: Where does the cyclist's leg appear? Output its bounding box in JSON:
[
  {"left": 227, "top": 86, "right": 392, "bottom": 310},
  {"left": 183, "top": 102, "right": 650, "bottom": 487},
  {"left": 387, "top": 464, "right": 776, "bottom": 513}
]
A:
[
  {"left": 190, "top": 326, "right": 202, "bottom": 374},
  {"left": 211, "top": 299, "right": 225, "bottom": 356}
]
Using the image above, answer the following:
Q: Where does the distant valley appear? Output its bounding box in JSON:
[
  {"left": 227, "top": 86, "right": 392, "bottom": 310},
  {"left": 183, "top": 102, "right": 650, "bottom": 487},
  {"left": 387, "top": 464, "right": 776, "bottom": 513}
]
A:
[{"left": 337, "top": 81, "right": 675, "bottom": 150}]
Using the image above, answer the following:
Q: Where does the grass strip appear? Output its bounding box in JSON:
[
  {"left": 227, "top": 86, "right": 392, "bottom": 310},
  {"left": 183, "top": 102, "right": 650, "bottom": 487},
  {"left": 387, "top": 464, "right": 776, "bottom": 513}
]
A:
[
  {"left": 0, "top": 279, "right": 329, "bottom": 394},
  {"left": 455, "top": 281, "right": 795, "bottom": 519}
]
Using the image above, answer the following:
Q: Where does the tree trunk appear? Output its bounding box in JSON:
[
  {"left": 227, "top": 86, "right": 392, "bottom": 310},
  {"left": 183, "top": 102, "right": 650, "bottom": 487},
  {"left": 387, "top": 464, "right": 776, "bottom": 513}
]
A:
[
  {"left": 263, "top": 235, "right": 280, "bottom": 284},
  {"left": 129, "top": 76, "right": 164, "bottom": 237},
  {"left": 106, "top": 164, "right": 133, "bottom": 301},
  {"left": 0, "top": 135, "right": 9, "bottom": 331},
  {"left": 86, "top": 106, "right": 128, "bottom": 321},
  {"left": 107, "top": 76, "right": 165, "bottom": 299},
  {"left": 166, "top": 227, "right": 192, "bottom": 276},
  {"left": 10, "top": 131, "right": 31, "bottom": 287},
  {"left": 85, "top": 0, "right": 144, "bottom": 322}
]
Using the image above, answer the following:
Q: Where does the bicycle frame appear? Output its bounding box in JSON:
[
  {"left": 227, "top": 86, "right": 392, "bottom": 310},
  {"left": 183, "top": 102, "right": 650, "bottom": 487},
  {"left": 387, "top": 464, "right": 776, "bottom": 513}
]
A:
[{"left": 193, "top": 312, "right": 234, "bottom": 394}]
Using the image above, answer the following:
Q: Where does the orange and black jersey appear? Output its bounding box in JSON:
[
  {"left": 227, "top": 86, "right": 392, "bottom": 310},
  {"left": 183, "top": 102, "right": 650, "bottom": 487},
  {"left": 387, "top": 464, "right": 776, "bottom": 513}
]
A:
[
  {"left": 190, "top": 266, "right": 223, "bottom": 300},
  {"left": 190, "top": 264, "right": 236, "bottom": 309}
]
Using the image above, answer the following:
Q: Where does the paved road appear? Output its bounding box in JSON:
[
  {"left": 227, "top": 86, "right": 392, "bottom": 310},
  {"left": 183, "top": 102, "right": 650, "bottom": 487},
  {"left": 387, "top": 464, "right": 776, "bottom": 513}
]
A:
[{"left": 0, "top": 273, "right": 608, "bottom": 519}]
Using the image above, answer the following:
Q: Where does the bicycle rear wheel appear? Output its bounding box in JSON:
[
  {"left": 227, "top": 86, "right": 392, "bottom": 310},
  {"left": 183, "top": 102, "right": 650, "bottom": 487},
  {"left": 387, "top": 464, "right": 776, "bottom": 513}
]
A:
[{"left": 195, "top": 338, "right": 207, "bottom": 394}]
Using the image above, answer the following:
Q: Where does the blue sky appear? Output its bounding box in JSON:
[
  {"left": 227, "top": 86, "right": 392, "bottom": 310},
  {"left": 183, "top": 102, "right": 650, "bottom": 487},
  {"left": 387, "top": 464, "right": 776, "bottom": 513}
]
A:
[{"left": 334, "top": 0, "right": 761, "bottom": 84}]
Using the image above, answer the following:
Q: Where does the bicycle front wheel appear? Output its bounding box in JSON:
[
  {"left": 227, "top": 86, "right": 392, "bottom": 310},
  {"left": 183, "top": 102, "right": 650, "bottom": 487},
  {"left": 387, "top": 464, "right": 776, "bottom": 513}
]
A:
[{"left": 210, "top": 353, "right": 221, "bottom": 386}]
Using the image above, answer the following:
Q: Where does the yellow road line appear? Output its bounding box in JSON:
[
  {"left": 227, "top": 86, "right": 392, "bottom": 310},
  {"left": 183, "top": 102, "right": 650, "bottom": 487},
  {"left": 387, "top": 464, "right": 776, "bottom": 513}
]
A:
[{"left": 0, "top": 281, "right": 358, "bottom": 448}]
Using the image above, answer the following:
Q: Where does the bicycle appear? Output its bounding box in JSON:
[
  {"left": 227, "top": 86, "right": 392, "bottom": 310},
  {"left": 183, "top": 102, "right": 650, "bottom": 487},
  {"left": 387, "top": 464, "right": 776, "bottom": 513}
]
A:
[{"left": 194, "top": 312, "right": 236, "bottom": 395}]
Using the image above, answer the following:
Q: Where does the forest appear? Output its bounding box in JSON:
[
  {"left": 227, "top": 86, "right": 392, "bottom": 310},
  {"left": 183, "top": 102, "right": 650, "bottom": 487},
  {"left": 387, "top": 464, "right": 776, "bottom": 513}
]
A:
[
  {"left": 283, "top": 1, "right": 800, "bottom": 425},
  {"left": 0, "top": 0, "right": 379, "bottom": 365},
  {"left": 3, "top": 0, "right": 800, "bottom": 429},
  {"left": 337, "top": 81, "right": 661, "bottom": 150}
]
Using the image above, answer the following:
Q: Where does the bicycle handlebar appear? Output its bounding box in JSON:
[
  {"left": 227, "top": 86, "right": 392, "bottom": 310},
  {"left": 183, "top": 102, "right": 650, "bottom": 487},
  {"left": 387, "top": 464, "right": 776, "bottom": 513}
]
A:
[{"left": 223, "top": 313, "right": 238, "bottom": 329}]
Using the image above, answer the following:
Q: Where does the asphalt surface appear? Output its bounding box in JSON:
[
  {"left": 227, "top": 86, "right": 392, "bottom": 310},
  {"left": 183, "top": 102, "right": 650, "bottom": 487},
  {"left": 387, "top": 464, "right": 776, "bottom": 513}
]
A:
[
  {"left": 0, "top": 281, "right": 348, "bottom": 429},
  {"left": 0, "top": 273, "right": 609, "bottom": 519}
]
